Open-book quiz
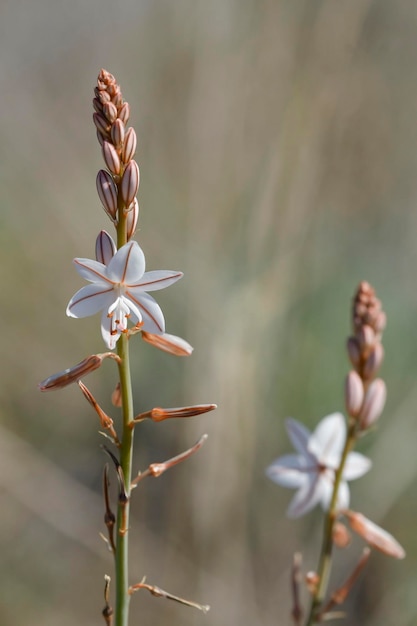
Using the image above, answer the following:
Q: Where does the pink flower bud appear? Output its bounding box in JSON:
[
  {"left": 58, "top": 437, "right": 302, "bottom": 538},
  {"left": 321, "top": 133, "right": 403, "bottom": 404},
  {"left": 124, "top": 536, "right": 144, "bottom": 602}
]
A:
[
  {"left": 111, "top": 119, "right": 125, "bottom": 149},
  {"left": 102, "top": 141, "right": 121, "bottom": 175},
  {"left": 345, "top": 371, "right": 364, "bottom": 417},
  {"left": 118, "top": 102, "right": 130, "bottom": 124},
  {"left": 357, "top": 324, "right": 376, "bottom": 350},
  {"left": 347, "top": 337, "right": 361, "bottom": 368},
  {"left": 149, "top": 404, "right": 217, "bottom": 423},
  {"left": 120, "top": 160, "right": 140, "bottom": 208},
  {"left": 93, "top": 112, "right": 111, "bottom": 137},
  {"left": 95, "top": 230, "right": 116, "bottom": 265},
  {"left": 126, "top": 199, "right": 139, "bottom": 240},
  {"left": 102, "top": 101, "right": 118, "bottom": 123},
  {"left": 359, "top": 379, "right": 387, "bottom": 429},
  {"left": 96, "top": 169, "right": 118, "bottom": 219},
  {"left": 363, "top": 343, "right": 384, "bottom": 379},
  {"left": 121, "top": 127, "right": 137, "bottom": 164}
]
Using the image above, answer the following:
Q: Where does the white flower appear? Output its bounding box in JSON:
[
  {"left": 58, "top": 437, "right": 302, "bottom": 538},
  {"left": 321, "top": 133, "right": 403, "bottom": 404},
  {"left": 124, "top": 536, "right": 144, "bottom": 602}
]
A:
[
  {"left": 66, "top": 236, "right": 183, "bottom": 349},
  {"left": 265, "top": 413, "right": 371, "bottom": 518}
]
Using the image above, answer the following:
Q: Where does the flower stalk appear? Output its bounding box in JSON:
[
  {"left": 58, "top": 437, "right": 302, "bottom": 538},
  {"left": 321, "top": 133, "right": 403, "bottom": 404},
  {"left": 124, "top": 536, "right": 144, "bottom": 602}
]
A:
[{"left": 39, "top": 69, "right": 214, "bottom": 626}]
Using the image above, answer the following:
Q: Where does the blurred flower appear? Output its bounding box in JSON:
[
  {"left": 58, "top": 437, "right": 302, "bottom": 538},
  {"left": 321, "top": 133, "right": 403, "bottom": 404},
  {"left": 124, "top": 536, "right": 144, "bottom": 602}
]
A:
[
  {"left": 266, "top": 413, "right": 371, "bottom": 518},
  {"left": 67, "top": 239, "right": 183, "bottom": 349}
]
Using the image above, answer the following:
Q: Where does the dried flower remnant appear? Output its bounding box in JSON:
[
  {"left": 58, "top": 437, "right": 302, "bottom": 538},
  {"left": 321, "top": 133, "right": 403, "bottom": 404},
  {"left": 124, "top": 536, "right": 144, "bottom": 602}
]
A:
[
  {"left": 265, "top": 414, "right": 371, "bottom": 518},
  {"left": 343, "top": 511, "right": 405, "bottom": 559},
  {"left": 38, "top": 353, "right": 120, "bottom": 391}
]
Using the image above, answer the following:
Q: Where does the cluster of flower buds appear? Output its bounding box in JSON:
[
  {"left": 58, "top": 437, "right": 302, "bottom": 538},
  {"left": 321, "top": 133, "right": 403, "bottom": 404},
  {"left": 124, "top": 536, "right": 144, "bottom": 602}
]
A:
[
  {"left": 94, "top": 69, "right": 139, "bottom": 238},
  {"left": 345, "top": 281, "right": 387, "bottom": 430}
]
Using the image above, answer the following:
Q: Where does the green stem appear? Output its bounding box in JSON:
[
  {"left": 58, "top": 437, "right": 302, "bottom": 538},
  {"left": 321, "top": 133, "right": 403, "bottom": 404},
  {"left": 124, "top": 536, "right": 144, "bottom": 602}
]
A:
[
  {"left": 304, "top": 422, "right": 357, "bottom": 626},
  {"left": 114, "top": 332, "right": 134, "bottom": 626},
  {"left": 114, "top": 200, "right": 133, "bottom": 626}
]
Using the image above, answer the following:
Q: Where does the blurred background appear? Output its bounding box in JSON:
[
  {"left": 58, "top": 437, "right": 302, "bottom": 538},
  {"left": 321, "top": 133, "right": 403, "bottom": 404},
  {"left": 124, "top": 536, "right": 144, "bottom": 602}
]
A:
[{"left": 1, "top": 0, "right": 416, "bottom": 624}]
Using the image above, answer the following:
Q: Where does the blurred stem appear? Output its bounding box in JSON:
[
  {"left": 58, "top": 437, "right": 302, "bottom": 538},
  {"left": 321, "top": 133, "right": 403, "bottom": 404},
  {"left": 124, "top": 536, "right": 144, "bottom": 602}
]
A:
[
  {"left": 304, "top": 423, "right": 357, "bottom": 626},
  {"left": 115, "top": 205, "right": 134, "bottom": 626}
]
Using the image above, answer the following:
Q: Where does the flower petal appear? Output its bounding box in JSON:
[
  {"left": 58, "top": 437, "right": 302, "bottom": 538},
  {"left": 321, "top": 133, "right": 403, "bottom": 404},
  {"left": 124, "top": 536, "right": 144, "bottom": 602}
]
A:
[
  {"left": 125, "top": 291, "right": 165, "bottom": 333},
  {"left": 73, "top": 258, "right": 109, "bottom": 284},
  {"left": 309, "top": 413, "right": 346, "bottom": 466},
  {"left": 266, "top": 454, "right": 309, "bottom": 489},
  {"left": 287, "top": 476, "right": 325, "bottom": 518},
  {"left": 343, "top": 452, "right": 372, "bottom": 481},
  {"left": 107, "top": 241, "right": 145, "bottom": 283},
  {"left": 66, "top": 285, "right": 114, "bottom": 318},
  {"left": 101, "top": 307, "right": 120, "bottom": 350},
  {"left": 286, "top": 418, "right": 312, "bottom": 456},
  {"left": 128, "top": 270, "right": 183, "bottom": 291}
]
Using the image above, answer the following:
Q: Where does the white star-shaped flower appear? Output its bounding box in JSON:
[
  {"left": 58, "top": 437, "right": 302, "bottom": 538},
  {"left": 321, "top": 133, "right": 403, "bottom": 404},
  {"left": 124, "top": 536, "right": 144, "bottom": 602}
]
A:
[
  {"left": 265, "top": 413, "right": 371, "bottom": 518},
  {"left": 66, "top": 236, "right": 183, "bottom": 350}
]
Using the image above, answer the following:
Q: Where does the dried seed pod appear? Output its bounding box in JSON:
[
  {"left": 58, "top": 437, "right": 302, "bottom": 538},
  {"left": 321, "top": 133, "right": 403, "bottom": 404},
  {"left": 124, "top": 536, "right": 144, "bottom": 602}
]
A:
[
  {"left": 120, "top": 160, "right": 140, "bottom": 207},
  {"left": 102, "top": 141, "right": 121, "bottom": 176},
  {"left": 345, "top": 370, "right": 364, "bottom": 417},
  {"left": 359, "top": 378, "right": 387, "bottom": 429},
  {"left": 121, "top": 127, "right": 137, "bottom": 164},
  {"left": 96, "top": 169, "right": 118, "bottom": 220},
  {"left": 344, "top": 511, "right": 405, "bottom": 559}
]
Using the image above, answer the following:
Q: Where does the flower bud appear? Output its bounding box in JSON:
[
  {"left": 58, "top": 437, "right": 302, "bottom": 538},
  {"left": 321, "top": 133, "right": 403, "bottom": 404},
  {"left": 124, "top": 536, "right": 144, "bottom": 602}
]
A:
[
  {"left": 126, "top": 199, "right": 139, "bottom": 240},
  {"left": 102, "top": 101, "right": 118, "bottom": 123},
  {"left": 345, "top": 370, "right": 364, "bottom": 417},
  {"left": 347, "top": 337, "right": 361, "bottom": 368},
  {"left": 359, "top": 378, "right": 386, "bottom": 429},
  {"left": 363, "top": 343, "right": 384, "bottom": 380},
  {"left": 120, "top": 160, "right": 140, "bottom": 208},
  {"left": 121, "top": 127, "right": 137, "bottom": 164},
  {"left": 141, "top": 331, "right": 193, "bottom": 356},
  {"left": 96, "top": 169, "right": 118, "bottom": 220},
  {"left": 102, "top": 141, "right": 121, "bottom": 175},
  {"left": 111, "top": 119, "right": 125, "bottom": 149},
  {"left": 93, "top": 112, "right": 111, "bottom": 137},
  {"left": 344, "top": 510, "right": 405, "bottom": 559},
  {"left": 95, "top": 230, "right": 116, "bottom": 265},
  {"left": 93, "top": 97, "right": 104, "bottom": 114},
  {"left": 357, "top": 324, "right": 376, "bottom": 350},
  {"left": 118, "top": 102, "right": 130, "bottom": 124}
]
